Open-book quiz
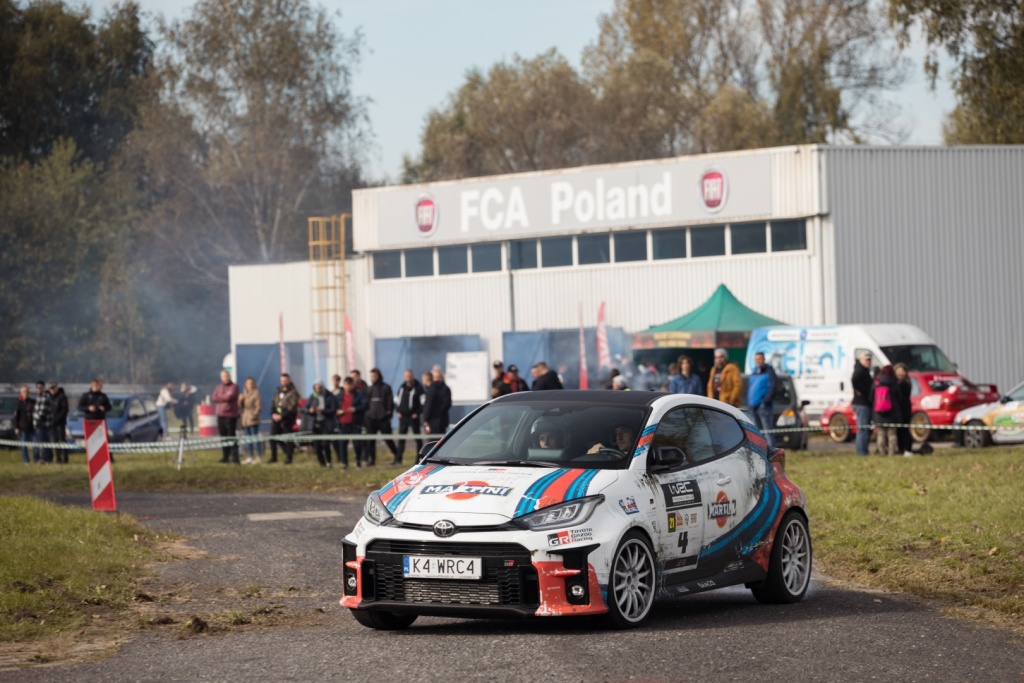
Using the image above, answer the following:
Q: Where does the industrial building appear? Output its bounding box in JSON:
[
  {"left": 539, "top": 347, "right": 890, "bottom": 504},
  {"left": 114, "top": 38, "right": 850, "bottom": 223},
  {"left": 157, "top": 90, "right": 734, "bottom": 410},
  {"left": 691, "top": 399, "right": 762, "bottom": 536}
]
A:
[{"left": 228, "top": 144, "right": 1024, "bottom": 411}]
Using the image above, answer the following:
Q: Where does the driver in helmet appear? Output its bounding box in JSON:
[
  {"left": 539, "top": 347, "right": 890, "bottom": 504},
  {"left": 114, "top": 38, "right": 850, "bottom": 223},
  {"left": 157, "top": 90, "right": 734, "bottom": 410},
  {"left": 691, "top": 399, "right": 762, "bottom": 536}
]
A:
[{"left": 532, "top": 418, "right": 566, "bottom": 449}]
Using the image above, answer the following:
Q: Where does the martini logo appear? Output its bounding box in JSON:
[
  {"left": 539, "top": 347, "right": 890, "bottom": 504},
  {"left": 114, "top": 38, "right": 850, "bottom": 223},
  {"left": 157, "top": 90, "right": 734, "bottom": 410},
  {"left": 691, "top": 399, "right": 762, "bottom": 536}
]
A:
[
  {"left": 707, "top": 491, "right": 736, "bottom": 528},
  {"left": 699, "top": 167, "right": 728, "bottom": 213},
  {"left": 421, "top": 481, "right": 512, "bottom": 500},
  {"left": 414, "top": 195, "right": 439, "bottom": 237}
]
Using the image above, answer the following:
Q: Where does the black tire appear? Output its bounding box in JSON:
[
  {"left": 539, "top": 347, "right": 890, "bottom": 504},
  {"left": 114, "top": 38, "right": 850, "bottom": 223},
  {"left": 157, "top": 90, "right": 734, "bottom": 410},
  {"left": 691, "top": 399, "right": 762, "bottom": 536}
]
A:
[
  {"left": 604, "top": 530, "right": 657, "bottom": 629},
  {"left": 751, "top": 510, "right": 812, "bottom": 604},
  {"left": 961, "top": 420, "right": 991, "bottom": 449},
  {"left": 909, "top": 412, "right": 932, "bottom": 443},
  {"left": 350, "top": 609, "right": 418, "bottom": 630},
  {"left": 827, "top": 413, "right": 852, "bottom": 443}
]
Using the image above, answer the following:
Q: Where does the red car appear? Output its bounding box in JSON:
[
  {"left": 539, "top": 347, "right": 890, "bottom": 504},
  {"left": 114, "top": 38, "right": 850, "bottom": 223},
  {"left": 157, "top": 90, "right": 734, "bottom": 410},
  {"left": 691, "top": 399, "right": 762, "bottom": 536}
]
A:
[{"left": 820, "top": 372, "right": 999, "bottom": 443}]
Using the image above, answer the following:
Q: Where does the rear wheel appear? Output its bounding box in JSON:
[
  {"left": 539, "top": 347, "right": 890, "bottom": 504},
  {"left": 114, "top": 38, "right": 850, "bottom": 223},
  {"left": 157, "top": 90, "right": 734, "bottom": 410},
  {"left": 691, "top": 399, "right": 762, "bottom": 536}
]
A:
[
  {"left": 605, "top": 531, "right": 656, "bottom": 629},
  {"left": 909, "top": 412, "right": 932, "bottom": 443},
  {"left": 752, "top": 511, "right": 812, "bottom": 604},
  {"left": 961, "top": 420, "right": 991, "bottom": 449},
  {"left": 350, "top": 609, "right": 417, "bottom": 630},
  {"left": 827, "top": 414, "right": 852, "bottom": 443}
]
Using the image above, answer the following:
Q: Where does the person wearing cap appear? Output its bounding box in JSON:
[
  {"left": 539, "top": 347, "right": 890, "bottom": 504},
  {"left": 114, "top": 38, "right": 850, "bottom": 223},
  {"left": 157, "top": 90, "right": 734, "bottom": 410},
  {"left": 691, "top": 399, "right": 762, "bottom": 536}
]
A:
[
  {"left": 491, "top": 360, "right": 505, "bottom": 397},
  {"left": 851, "top": 350, "right": 875, "bottom": 456},
  {"left": 31, "top": 380, "right": 53, "bottom": 463},
  {"left": 212, "top": 370, "right": 241, "bottom": 464},
  {"left": 503, "top": 365, "right": 529, "bottom": 394},
  {"left": 707, "top": 348, "right": 742, "bottom": 407},
  {"left": 612, "top": 375, "right": 630, "bottom": 391},
  {"left": 48, "top": 380, "right": 69, "bottom": 463}
]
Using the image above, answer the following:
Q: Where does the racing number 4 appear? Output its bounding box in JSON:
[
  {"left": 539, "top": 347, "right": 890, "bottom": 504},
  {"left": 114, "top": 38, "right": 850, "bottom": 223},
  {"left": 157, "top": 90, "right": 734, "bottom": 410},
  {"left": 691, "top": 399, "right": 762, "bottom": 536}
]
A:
[{"left": 678, "top": 531, "right": 689, "bottom": 554}]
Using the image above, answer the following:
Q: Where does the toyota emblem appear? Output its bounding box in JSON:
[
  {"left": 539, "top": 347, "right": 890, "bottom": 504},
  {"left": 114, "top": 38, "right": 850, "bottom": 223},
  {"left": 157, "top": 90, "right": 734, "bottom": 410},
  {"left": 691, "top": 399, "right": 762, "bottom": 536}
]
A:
[{"left": 433, "top": 520, "right": 457, "bottom": 538}]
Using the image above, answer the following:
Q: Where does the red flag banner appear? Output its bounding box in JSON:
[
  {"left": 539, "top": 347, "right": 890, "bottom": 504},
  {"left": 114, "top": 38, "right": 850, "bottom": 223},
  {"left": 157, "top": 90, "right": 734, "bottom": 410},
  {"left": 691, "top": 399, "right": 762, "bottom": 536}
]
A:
[
  {"left": 596, "top": 302, "right": 611, "bottom": 370},
  {"left": 344, "top": 314, "right": 355, "bottom": 374},
  {"left": 579, "top": 304, "right": 589, "bottom": 390},
  {"left": 279, "top": 312, "right": 287, "bottom": 374}
]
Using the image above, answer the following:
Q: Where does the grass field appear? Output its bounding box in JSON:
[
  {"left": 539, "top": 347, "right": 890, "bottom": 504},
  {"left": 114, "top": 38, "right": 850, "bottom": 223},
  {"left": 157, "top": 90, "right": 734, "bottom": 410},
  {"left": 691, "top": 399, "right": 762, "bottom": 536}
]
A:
[{"left": 1, "top": 442, "right": 1022, "bottom": 635}]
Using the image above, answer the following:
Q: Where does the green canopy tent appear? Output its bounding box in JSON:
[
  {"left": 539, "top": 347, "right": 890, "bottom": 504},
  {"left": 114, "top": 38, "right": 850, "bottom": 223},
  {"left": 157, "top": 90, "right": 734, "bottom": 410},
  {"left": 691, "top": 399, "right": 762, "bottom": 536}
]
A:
[{"left": 631, "top": 284, "right": 786, "bottom": 369}]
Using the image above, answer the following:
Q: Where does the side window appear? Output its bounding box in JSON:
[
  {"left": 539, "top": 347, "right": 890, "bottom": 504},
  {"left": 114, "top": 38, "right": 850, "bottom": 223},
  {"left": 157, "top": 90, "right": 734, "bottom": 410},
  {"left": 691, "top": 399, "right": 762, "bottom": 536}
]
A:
[
  {"left": 143, "top": 398, "right": 157, "bottom": 414},
  {"left": 128, "top": 400, "right": 145, "bottom": 419},
  {"left": 651, "top": 407, "right": 715, "bottom": 466},
  {"left": 702, "top": 409, "right": 745, "bottom": 455},
  {"left": 910, "top": 377, "right": 921, "bottom": 397}
]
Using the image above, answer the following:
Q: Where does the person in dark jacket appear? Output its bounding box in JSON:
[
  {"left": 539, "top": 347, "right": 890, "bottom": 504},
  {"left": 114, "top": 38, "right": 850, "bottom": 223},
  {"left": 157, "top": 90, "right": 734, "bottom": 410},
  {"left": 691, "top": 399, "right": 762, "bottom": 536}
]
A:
[
  {"left": 893, "top": 362, "right": 914, "bottom": 456},
  {"left": 873, "top": 365, "right": 900, "bottom": 456},
  {"left": 13, "top": 385, "right": 35, "bottom": 465},
  {"left": 850, "top": 351, "right": 875, "bottom": 456},
  {"left": 747, "top": 352, "right": 779, "bottom": 448},
  {"left": 497, "top": 365, "right": 529, "bottom": 395},
  {"left": 49, "top": 381, "right": 69, "bottom": 463},
  {"left": 422, "top": 367, "right": 453, "bottom": 436},
  {"left": 212, "top": 370, "right": 240, "bottom": 464},
  {"left": 395, "top": 369, "right": 425, "bottom": 462},
  {"left": 32, "top": 380, "right": 53, "bottom": 463},
  {"left": 364, "top": 368, "right": 399, "bottom": 466},
  {"left": 304, "top": 381, "right": 338, "bottom": 467},
  {"left": 334, "top": 377, "right": 366, "bottom": 469},
  {"left": 269, "top": 373, "right": 300, "bottom": 464},
  {"left": 531, "top": 362, "right": 563, "bottom": 391}
]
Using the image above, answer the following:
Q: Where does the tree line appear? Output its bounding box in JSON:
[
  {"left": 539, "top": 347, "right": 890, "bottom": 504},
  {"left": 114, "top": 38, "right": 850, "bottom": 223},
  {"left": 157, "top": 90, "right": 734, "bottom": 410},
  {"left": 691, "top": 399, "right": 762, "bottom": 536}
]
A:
[{"left": 1, "top": 0, "right": 1019, "bottom": 383}]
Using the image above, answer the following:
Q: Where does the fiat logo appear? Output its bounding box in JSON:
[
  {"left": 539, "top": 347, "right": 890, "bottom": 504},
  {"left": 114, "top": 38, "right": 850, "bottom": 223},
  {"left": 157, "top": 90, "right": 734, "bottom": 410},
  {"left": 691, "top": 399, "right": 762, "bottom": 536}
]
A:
[
  {"left": 415, "top": 195, "right": 439, "bottom": 237},
  {"left": 433, "top": 520, "right": 457, "bottom": 538},
  {"left": 699, "top": 167, "right": 728, "bottom": 213}
]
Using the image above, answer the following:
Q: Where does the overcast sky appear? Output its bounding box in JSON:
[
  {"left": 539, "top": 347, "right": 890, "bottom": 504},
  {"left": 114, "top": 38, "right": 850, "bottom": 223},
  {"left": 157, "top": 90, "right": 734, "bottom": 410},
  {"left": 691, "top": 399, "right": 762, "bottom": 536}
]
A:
[{"left": 86, "top": 0, "right": 956, "bottom": 182}]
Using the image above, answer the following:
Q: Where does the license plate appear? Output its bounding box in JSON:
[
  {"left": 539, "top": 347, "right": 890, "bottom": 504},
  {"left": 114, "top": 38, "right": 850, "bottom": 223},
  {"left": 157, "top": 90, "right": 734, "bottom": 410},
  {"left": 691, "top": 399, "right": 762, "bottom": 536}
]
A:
[{"left": 403, "top": 555, "right": 482, "bottom": 580}]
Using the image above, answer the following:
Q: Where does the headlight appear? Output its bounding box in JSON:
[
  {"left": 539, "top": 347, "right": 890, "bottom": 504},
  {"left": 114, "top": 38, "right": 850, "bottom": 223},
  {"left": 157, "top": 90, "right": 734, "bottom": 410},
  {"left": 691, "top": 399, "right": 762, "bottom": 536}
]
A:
[
  {"left": 514, "top": 495, "right": 604, "bottom": 531},
  {"left": 777, "top": 409, "right": 797, "bottom": 427},
  {"left": 0, "top": 419, "right": 11, "bottom": 430},
  {"left": 363, "top": 491, "right": 394, "bottom": 526}
]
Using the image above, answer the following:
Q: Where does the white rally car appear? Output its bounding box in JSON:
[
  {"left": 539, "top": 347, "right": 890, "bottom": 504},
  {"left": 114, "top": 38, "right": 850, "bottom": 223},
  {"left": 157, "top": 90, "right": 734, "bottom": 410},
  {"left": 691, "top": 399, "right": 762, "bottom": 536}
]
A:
[
  {"left": 954, "top": 380, "right": 1024, "bottom": 448},
  {"left": 340, "top": 390, "right": 811, "bottom": 629}
]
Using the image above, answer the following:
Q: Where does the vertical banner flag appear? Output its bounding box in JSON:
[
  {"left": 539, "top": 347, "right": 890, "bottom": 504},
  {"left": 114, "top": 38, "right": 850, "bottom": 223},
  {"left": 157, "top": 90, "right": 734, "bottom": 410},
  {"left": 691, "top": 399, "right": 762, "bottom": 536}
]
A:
[
  {"left": 279, "top": 312, "right": 287, "bottom": 374},
  {"left": 344, "top": 314, "right": 355, "bottom": 374},
  {"left": 578, "top": 303, "right": 589, "bottom": 390},
  {"left": 84, "top": 419, "right": 116, "bottom": 511},
  {"left": 596, "top": 302, "right": 612, "bottom": 371}
]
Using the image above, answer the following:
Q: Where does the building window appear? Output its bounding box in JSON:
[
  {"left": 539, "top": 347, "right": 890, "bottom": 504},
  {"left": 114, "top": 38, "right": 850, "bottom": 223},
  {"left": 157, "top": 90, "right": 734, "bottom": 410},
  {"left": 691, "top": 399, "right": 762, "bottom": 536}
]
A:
[
  {"left": 614, "top": 231, "right": 647, "bottom": 262},
  {"left": 691, "top": 225, "right": 726, "bottom": 258},
  {"left": 373, "top": 252, "right": 400, "bottom": 280},
  {"left": 540, "top": 236, "right": 573, "bottom": 268},
  {"left": 405, "top": 248, "right": 434, "bottom": 277},
  {"left": 578, "top": 234, "right": 610, "bottom": 265},
  {"left": 731, "top": 222, "right": 767, "bottom": 255},
  {"left": 438, "top": 245, "right": 468, "bottom": 275},
  {"left": 652, "top": 227, "right": 687, "bottom": 260},
  {"left": 771, "top": 220, "right": 807, "bottom": 251},
  {"left": 472, "top": 243, "right": 502, "bottom": 273},
  {"left": 510, "top": 239, "right": 537, "bottom": 270}
]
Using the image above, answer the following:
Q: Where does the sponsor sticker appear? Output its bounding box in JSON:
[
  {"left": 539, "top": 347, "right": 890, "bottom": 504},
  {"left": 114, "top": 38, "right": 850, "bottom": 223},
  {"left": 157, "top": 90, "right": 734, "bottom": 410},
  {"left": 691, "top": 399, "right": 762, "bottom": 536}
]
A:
[
  {"left": 547, "top": 528, "right": 595, "bottom": 547},
  {"left": 667, "top": 513, "right": 676, "bottom": 533},
  {"left": 421, "top": 481, "right": 513, "bottom": 499},
  {"left": 661, "top": 480, "right": 702, "bottom": 511},
  {"left": 707, "top": 491, "right": 737, "bottom": 528},
  {"left": 618, "top": 496, "right": 640, "bottom": 515},
  {"left": 697, "top": 579, "right": 716, "bottom": 589}
]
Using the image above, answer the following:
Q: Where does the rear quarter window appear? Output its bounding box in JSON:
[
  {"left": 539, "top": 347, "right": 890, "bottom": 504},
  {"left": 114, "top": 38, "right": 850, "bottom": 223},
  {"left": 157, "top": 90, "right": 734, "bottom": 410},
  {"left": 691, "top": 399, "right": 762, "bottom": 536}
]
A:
[{"left": 702, "top": 409, "right": 745, "bottom": 455}]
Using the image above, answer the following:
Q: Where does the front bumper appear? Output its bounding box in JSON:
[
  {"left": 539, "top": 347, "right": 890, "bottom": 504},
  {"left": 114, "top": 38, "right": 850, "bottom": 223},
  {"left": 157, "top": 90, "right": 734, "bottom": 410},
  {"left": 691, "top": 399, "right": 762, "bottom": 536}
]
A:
[{"left": 340, "top": 526, "right": 609, "bottom": 618}]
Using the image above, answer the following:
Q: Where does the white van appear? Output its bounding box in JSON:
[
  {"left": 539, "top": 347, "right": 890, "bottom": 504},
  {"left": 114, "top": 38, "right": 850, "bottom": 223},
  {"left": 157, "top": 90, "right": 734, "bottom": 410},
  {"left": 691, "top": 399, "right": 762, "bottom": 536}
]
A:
[{"left": 745, "top": 325, "right": 958, "bottom": 417}]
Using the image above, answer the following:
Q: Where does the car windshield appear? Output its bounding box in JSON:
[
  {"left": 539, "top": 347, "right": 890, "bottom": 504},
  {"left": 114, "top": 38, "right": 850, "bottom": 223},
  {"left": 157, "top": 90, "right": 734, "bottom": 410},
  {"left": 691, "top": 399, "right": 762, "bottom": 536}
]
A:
[
  {"left": 427, "top": 401, "right": 649, "bottom": 470},
  {"left": 880, "top": 345, "right": 956, "bottom": 372},
  {"left": 0, "top": 397, "right": 17, "bottom": 413},
  {"left": 72, "top": 399, "right": 127, "bottom": 419}
]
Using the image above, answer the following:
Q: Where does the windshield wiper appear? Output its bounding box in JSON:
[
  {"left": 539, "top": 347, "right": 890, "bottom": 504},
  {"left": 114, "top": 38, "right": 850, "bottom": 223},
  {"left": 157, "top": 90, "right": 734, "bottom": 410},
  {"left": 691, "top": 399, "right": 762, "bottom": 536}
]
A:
[
  {"left": 473, "top": 459, "right": 562, "bottom": 468},
  {"left": 421, "top": 457, "right": 466, "bottom": 466}
]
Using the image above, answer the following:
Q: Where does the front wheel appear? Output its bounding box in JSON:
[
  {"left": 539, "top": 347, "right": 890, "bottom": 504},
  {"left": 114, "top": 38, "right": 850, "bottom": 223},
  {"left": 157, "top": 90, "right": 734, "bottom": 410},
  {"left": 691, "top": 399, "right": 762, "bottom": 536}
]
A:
[
  {"left": 605, "top": 531, "right": 657, "bottom": 629},
  {"left": 751, "top": 511, "right": 812, "bottom": 604},
  {"left": 350, "top": 609, "right": 417, "bottom": 630},
  {"left": 909, "top": 412, "right": 932, "bottom": 443},
  {"left": 961, "top": 420, "right": 991, "bottom": 449},
  {"left": 827, "top": 413, "right": 852, "bottom": 443}
]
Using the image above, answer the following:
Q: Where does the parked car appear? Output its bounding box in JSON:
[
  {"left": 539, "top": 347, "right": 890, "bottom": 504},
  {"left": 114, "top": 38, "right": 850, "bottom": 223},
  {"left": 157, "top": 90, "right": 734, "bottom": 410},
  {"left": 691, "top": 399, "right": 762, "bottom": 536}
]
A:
[
  {"left": 341, "top": 390, "right": 811, "bottom": 630},
  {"left": 820, "top": 372, "right": 999, "bottom": 443},
  {"left": 739, "top": 374, "right": 810, "bottom": 450},
  {"left": 953, "top": 380, "right": 1024, "bottom": 448},
  {"left": 0, "top": 393, "right": 18, "bottom": 440},
  {"left": 68, "top": 393, "right": 162, "bottom": 443}
]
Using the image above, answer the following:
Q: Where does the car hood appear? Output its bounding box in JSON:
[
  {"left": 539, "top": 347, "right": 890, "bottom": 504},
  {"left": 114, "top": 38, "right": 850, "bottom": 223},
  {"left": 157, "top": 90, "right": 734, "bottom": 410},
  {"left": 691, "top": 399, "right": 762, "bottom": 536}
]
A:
[
  {"left": 377, "top": 463, "right": 619, "bottom": 524},
  {"left": 954, "top": 402, "right": 997, "bottom": 423}
]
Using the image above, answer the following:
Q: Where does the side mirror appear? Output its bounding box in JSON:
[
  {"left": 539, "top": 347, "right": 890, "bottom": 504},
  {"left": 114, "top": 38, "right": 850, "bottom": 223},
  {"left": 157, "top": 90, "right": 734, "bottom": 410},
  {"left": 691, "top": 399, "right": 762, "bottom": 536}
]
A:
[
  {"left": 418, "top": 440, "right": 440, "bottom": 458},
  {"left": 800, "top": 400, "right": 810, "bottom": 408},
  {"left": 650, "top": 446, "right": 686, "bottom": 473},
  {"left": 999, "top": 395, "right": 1011, "bottom": 404}
]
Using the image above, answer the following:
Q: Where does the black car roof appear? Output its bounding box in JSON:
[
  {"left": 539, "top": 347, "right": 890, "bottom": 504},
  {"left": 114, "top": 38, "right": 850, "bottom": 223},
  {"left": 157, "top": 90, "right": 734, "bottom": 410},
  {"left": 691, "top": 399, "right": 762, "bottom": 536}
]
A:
[{"left": 493, "top": 390, "right": 663, "bottom": 407}]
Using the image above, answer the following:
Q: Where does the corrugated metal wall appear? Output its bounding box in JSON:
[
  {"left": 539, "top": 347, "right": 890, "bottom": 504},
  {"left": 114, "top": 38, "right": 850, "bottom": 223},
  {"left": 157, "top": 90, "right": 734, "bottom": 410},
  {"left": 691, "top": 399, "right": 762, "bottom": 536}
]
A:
[{"left": 827, "top": 146, "right": 1024, "bottom": 389}]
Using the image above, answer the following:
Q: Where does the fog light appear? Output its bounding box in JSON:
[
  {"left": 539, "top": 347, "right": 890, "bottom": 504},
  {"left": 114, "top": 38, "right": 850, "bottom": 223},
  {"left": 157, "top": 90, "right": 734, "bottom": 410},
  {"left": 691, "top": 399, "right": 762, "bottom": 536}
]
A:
[
  {"left": 346, "top": 575, "right": 357, "bottom": 590},
  {"left": 570, "top": 584, "right": 585, "bottom": 598}
]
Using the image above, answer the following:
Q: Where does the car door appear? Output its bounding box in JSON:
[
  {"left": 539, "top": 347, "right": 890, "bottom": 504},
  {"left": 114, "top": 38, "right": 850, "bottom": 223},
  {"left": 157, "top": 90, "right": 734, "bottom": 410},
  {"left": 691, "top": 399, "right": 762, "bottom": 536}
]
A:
[
  {"left": 126, "top": 399, "right": 148, "bottom": 440},
  {"left": 142, "top": 398, "right": 161, "bottom": 440},
  {"left": 647, "top": 406, "right": 712, "bottom": 595},
  {"left": 991, "top": 384, "right": 1024, "bottom": 444},
  {"left": 697, "top": 409, "right": 764, "bottom": 577}
]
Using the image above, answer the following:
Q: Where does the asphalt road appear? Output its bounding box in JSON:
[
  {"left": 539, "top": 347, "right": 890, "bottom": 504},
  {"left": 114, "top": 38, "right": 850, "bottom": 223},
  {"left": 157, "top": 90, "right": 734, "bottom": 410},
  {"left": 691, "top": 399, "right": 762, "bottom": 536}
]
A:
[{"left": 5, "top": 491, "right": 1023, "bottom": 683}]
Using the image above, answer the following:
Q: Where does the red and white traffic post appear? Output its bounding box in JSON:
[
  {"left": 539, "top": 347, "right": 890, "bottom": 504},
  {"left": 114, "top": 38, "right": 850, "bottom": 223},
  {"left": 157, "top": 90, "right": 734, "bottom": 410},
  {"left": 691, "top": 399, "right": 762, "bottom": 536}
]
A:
[{"left": 84, "top": 419, "right": 117, "bottom": 511}]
